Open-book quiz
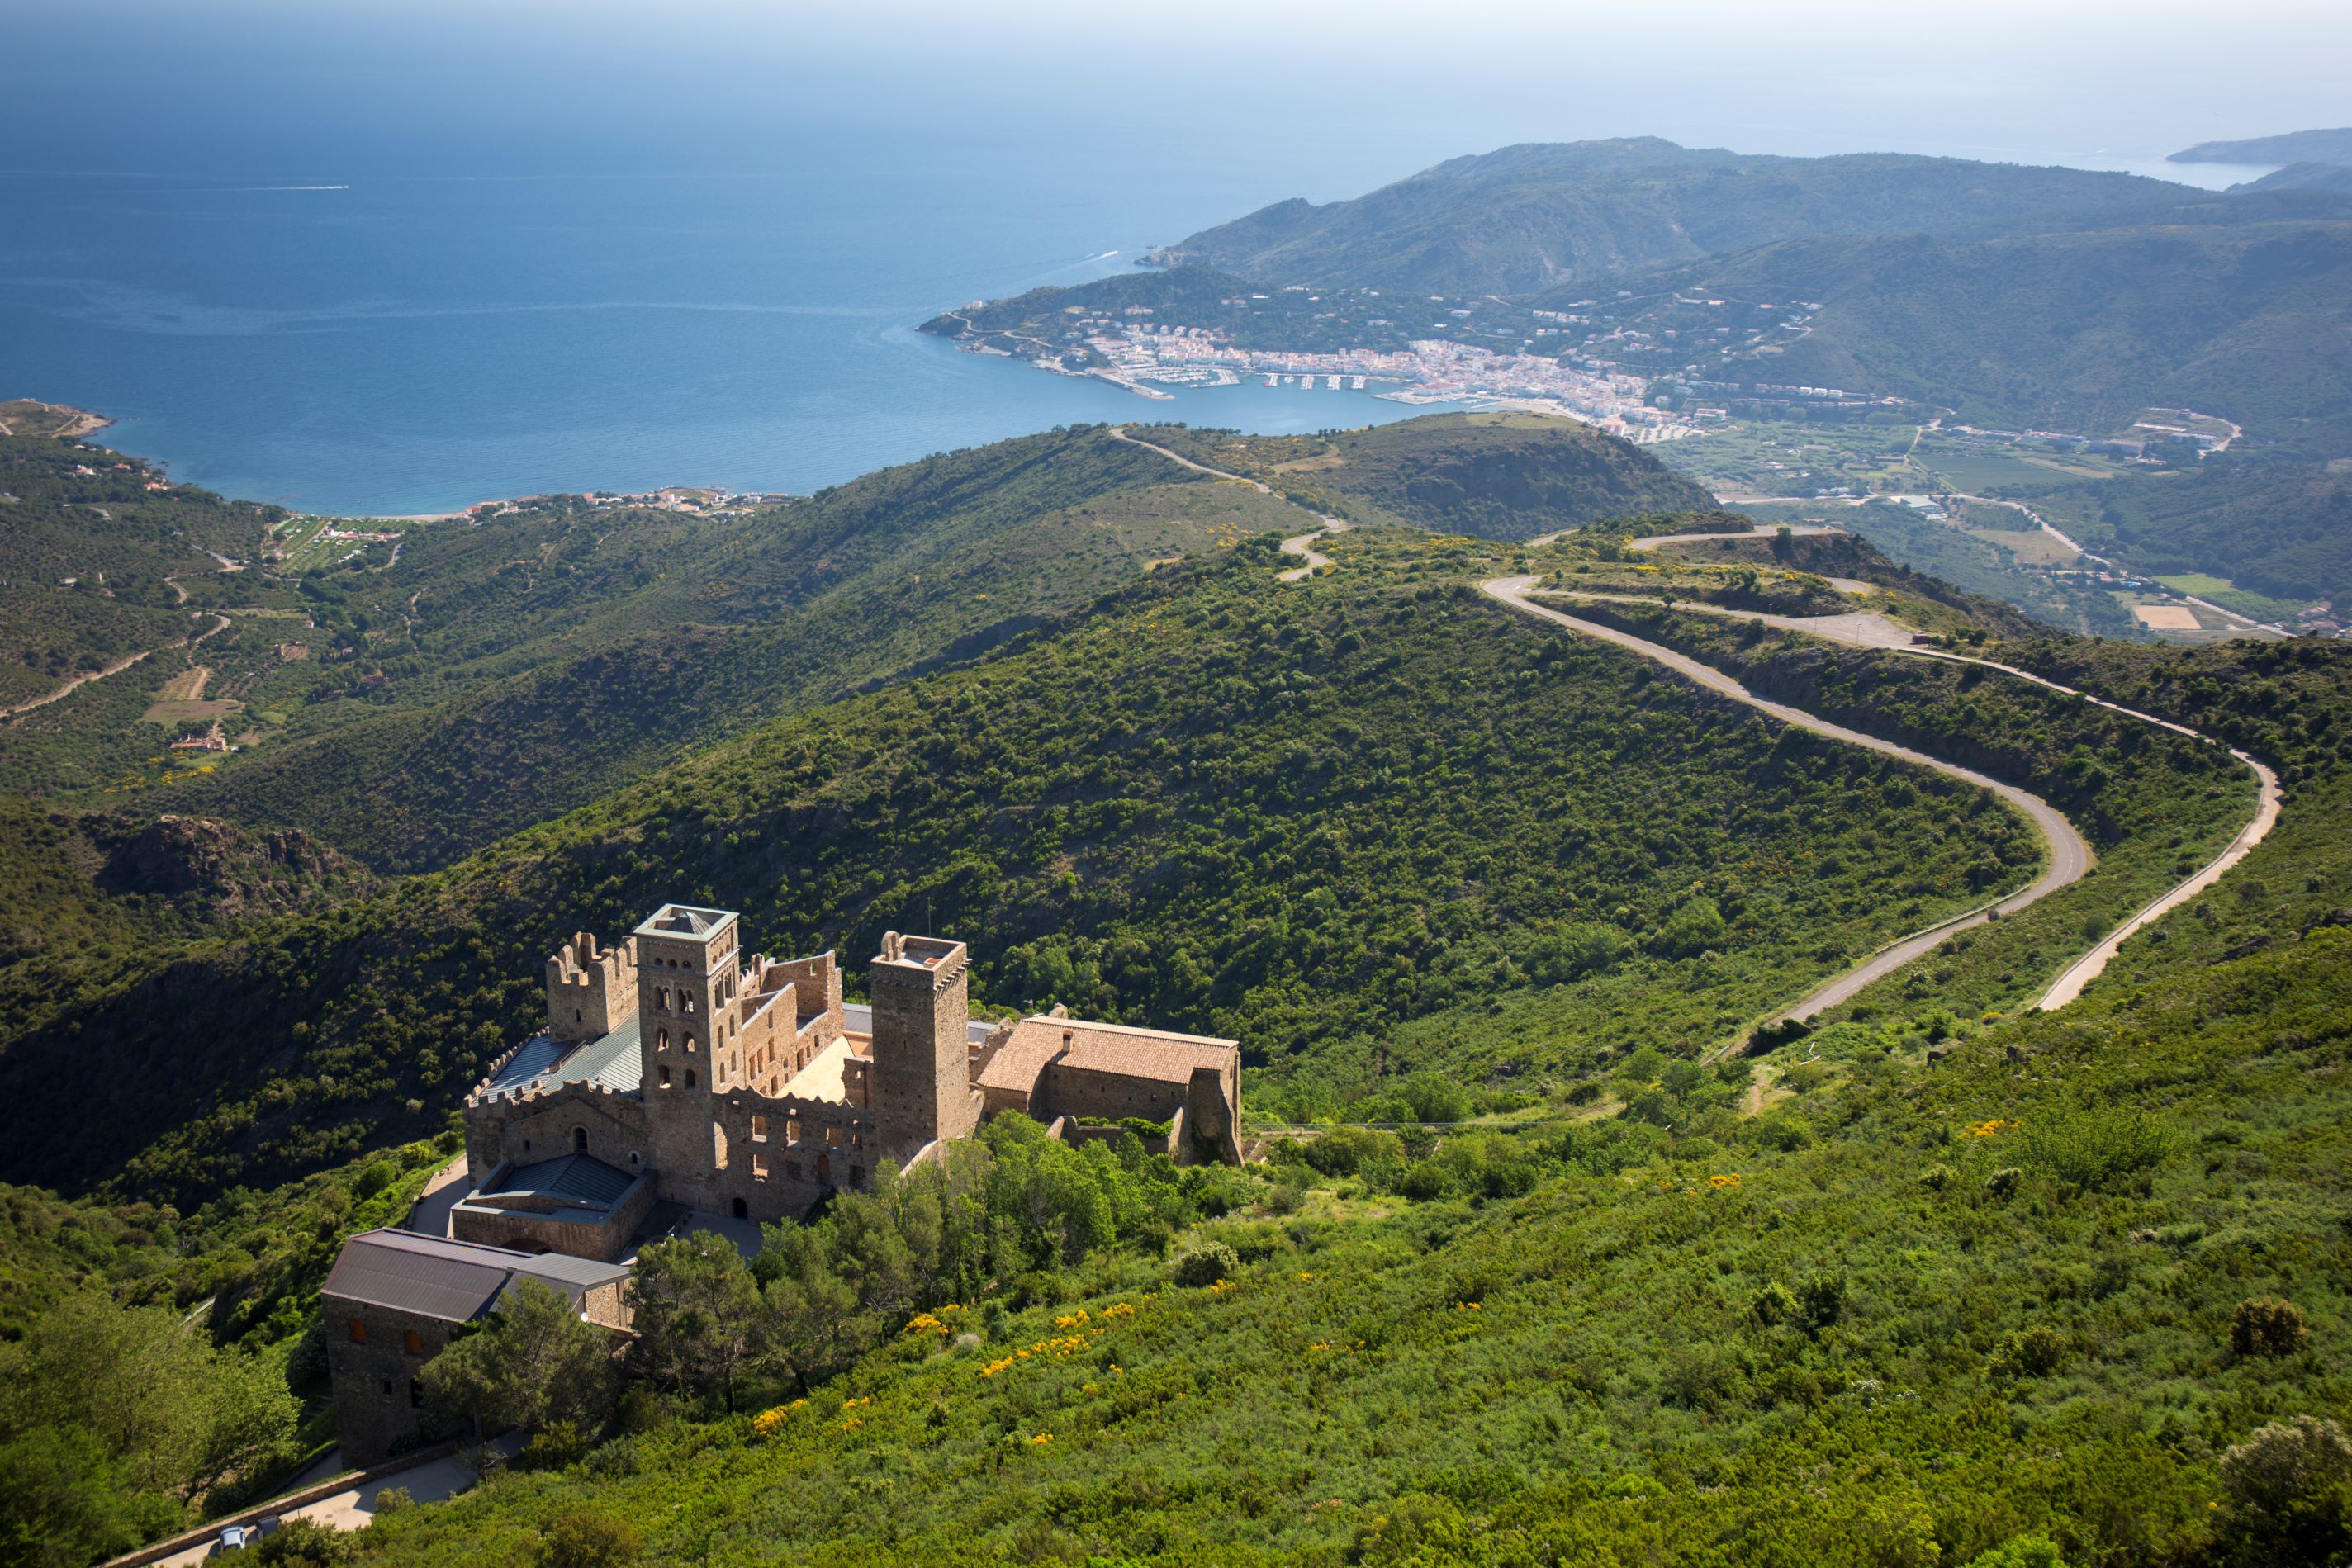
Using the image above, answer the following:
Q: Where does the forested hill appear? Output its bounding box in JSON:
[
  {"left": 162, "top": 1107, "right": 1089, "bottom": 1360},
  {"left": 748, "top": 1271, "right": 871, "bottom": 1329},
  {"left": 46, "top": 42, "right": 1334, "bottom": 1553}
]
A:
[
  {"left": 2170, "top": 126, "right": 2352, "bottom": 166},
  {"left": 1142, "top": 139, "right": 2195, "bottom": 294},
  {"left": 1129, "top": 413, "right": 1718, "bottom": 540},
  {"left": 170, "top": 427, "right": 1301, "bottom": 873},
  {"left": 1573, "top": 198, "right": 2352, "bottom": 448}
]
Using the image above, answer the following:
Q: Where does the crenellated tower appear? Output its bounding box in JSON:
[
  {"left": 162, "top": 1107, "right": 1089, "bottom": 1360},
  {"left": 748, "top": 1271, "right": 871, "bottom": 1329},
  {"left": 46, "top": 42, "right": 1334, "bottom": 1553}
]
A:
[
  {"left": 547, "top": 931, "right": 636, "bottom": 1042},
  {"left": 869, "top": 931, "right": 981, "bottom": 1159}
]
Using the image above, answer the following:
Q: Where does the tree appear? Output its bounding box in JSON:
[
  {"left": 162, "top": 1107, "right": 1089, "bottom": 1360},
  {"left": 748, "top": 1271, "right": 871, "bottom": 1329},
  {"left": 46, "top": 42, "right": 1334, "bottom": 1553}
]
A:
[
  {"left": 538, "top": 1509, "right": 643, "bottom": 1568},
  {"left": 628, "top": 1233, "right": 759, "bottom": 1410},
  {"left": 253, "top": 1517, "right": 355, "bottom": 1566},
  {"left": 422, "top": 1279, "right": 617, "bottom": 1441},
  {"left": 0, "top": 1426, "right": 148, "bottom": 1568},
  {"left": 2215, "top": 1415, "right": 2352, "bottom": 1566},
  {"left": 0, "top": 1288, "right": 296, "bottom": 1502}
]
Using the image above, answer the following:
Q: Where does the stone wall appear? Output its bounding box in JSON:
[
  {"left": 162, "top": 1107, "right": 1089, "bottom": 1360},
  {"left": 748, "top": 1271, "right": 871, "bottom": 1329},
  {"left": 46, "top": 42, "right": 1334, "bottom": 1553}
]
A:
[
  {"left": 547, "top": 931, "right": 636, "bottom": 1043},
  {"left": 870, "top": 934, "right": 983, "bottom": 1159},
  {"left": 463, "top": 1081, "right": 651, "bottom": 1188},
  {"left": 322, "top": 1299, "right": 451, "bottom": 1467},
  {"left": 449, "top": 1172, "right": 657, "bottom": 1262}
]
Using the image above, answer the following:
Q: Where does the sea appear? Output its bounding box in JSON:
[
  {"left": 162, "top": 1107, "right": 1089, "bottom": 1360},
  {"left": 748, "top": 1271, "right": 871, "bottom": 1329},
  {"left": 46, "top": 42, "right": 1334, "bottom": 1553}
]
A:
[
  {"left": 2, "top": 136, "right": 1463, "bottom": 516},
  {"left": 0, "top": 12, "right": 2289, "bottom": 517}
]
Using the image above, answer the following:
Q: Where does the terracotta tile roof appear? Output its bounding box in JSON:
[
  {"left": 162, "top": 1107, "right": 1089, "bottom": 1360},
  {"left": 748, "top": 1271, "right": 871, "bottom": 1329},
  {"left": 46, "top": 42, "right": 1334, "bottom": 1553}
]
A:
[{"left": 975, "top": 1016, "right": 1237, "bottom": 1095}]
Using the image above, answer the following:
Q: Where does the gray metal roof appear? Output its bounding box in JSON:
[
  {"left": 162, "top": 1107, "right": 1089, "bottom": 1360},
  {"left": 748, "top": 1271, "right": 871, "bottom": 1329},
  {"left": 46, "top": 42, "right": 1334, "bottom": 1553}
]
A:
[
  {"left": 485, "top": 1020, "right": 643, "bottom": 1100},
  {"left": 488, "top": 1153, "right": 637, "bottom": 1207},
  {"left": 322, "top": 1229, "right": 629, "bottom": 1324}
]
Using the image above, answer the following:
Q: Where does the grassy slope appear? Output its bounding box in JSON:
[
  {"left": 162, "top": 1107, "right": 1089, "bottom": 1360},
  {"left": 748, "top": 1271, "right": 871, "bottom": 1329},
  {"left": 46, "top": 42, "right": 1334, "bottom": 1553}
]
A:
[
  {"left": 339, "top": 592, "right": 2352, "bottom": 1568},
  {"left": 0, "top": 426, "right": 1304, "bottom": 874},
  {"left": 0, "top": 430, "right": 268, "bottom": 705},
  {"left": 355, "top": 926, "right": 2352, "bottom": 1568}
]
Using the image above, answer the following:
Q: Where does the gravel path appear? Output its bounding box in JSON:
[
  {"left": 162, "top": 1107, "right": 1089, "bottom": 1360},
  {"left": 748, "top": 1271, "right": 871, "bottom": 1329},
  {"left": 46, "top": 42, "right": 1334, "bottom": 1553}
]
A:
[{"left": 1482, "top": 576, "right": 2093, "bottom": 1025}]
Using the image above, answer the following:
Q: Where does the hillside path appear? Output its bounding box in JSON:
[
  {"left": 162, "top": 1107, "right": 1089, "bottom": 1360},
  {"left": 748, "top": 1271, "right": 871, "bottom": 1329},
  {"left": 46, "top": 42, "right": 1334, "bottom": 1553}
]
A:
[
  {"left": 1107, "top": 426, "right": 1349, "bottom": 580},
  {"left": 1510, "top": 584, "right": 2282, "bottom": 1012},
  {"left": 1482, "top": 577, "right": 2091, "bottom": 1025},
  {"left": 2, "top": 613, "right": 230, "bottom": 721}
]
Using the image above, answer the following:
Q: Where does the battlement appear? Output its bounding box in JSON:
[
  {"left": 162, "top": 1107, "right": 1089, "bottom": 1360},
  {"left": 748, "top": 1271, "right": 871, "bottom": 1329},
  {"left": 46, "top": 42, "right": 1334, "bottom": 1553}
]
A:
[
  {"left": 547, "top": 931, "right": 638, "bottom": 1043},
  {"left": 872, "top": 931, "right": 969, "bottom": 987}
]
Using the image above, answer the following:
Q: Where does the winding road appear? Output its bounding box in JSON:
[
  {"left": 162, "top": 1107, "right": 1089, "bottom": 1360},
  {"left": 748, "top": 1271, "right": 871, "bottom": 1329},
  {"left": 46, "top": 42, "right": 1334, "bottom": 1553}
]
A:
[
  {"left": 1483, "top": 577, "right": 2093, "bottom": 1023},
  {"left": 1107, "top": 426, "right": 1349, "bottom": 579},
  {"left": 1110, "top": 429, "right": 2280, "bottom": 1023}
]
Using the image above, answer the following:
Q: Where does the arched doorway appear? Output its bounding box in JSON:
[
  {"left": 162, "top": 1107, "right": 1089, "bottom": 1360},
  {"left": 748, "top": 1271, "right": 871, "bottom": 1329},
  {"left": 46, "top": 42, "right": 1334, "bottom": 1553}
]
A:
[{"left": 729, "top": 1197, "right": 748, "bottom": 1220}]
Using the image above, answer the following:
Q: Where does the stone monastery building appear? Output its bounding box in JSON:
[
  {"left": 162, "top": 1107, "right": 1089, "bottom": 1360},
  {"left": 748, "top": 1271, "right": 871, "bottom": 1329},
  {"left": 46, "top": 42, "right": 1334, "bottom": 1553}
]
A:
[{"left": 454, "top": 903, "right": 1243, "bottom": 1262}]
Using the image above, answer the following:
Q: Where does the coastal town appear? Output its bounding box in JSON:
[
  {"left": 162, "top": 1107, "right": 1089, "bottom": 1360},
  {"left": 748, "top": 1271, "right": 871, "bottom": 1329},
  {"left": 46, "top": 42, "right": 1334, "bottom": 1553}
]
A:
[{"left": 1040, "top": 310, "right": 1700, "bottom": 443}]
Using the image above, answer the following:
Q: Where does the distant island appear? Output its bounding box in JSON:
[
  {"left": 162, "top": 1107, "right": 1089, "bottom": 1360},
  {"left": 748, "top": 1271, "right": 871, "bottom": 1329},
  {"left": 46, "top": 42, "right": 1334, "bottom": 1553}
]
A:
[{"left": 2169, "top": 126, "right": 2352, "bottom": 166}]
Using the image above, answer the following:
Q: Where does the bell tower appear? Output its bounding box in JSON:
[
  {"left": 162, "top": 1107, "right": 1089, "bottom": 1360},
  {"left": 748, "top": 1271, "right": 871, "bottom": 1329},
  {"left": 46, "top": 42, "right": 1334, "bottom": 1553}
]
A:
[{"left": 633, "top": 904, "right": 741, "bottom": 1181}]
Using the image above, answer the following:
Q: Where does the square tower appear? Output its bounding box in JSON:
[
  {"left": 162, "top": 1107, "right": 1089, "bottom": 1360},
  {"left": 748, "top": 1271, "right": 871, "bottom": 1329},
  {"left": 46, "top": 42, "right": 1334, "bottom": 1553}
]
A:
[
  {"left": 633, "top": 906, "right": 741, "bottom": 1154},
  {"left": 869, "top": 931, "right": 979, "bottom": 1158}
]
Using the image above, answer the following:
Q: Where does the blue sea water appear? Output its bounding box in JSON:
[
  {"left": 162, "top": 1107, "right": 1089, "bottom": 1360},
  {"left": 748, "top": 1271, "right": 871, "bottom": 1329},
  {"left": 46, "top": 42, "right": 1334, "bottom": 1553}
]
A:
[
  {"left": 2, "top": 7, "right": 2297, "bottom": 518},
  {"left": 0, "top": 128, "right": 1464, "bottom": 516}
]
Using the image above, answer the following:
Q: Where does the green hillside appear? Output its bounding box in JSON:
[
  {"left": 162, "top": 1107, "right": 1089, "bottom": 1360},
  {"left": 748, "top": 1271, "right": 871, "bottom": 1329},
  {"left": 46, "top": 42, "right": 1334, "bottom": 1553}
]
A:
[
  {"left": 176, "top": 429, "right": 1297, "bottom": 872},
  {"left": 7, "top": 412, "right": 2352, "bottom": 1563},
  {"left": 1127, "top": 414, "right": 1719, "bottom": 539},
  {"left": 1611, "top": 206, "right": 2352, "bottom": 450},
  {"left": 0, "top": 529, "right": 2065, "bottom": 1206},
  {"left": 2171, "top": 126, "right": 2352, "bottom": 166},
  {"left": 0, "top": 427, "right": 271, "bottom": 708},
  {"left": 1144, "top": 139, "right": 2189, "bottom": 295}
]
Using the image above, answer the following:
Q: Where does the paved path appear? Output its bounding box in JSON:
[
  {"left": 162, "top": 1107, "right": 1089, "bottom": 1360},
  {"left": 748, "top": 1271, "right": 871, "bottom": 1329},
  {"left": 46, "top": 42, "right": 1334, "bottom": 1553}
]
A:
[
  {"left": 1511, "top": 583, "right": 2283, "bottom": 1014},
  {"left": 154, "top": 1438, "right": 521, "bottom": 1565},
  {"left": 1539, "top": 589, "right": 1918, "bottom": 649},
  {"left": 1894, "top": 647, "right": 2284, "bottom": 1008},
  {"left": 1482, "top": 577, "right": 2093, "bottom": 1026},
  {"left": 404, "top": 1153, "right": 472, "bottom": 1238}
]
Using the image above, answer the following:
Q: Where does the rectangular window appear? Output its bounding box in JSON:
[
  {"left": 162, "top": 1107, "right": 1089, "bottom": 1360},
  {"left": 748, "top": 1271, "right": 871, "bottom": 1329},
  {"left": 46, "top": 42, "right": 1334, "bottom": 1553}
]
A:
[
  {"left": 410, "top": 1377, "right": 424, "bottom": 1409},
  {"left": 752, "top": 1153, "right": 770, "bottom": 1181},
  {"left": 751, "top": 1115, "right": 768, "bottom": 1141},
  {"left": 349, "top": 1318, "right": 368, "bottom": 1345},
  {"left": 404, "top": 1329, "right": 423, "bottom": 1356}
]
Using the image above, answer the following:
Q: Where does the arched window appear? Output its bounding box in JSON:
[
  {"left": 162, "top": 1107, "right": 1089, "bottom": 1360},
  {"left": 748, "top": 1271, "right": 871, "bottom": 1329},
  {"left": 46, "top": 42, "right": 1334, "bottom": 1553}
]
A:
[
  {"left": 684, "top": 1033, "right": 697, "bottom": 1054},
  {"left": 683, "top": 992, "right": 697, "bottom": 1015},
  {"left": 656, "top": 1027, "right": 669, "bottom": 1052},
  {"left": 572, "top": 1126, "right": 588, "bottom": 1153},
  {"left": 685, "top": 1069, "right": 697, "bottom": 1089},
  {"left": 657, "top": 987, "right": 671, "bottom": 1011}
]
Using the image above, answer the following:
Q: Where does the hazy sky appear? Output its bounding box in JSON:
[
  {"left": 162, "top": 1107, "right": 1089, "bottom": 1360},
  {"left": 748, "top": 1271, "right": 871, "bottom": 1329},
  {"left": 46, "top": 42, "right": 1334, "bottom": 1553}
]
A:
[{"left": 5, "top": 0, "right": 2348, "bottom": 189}]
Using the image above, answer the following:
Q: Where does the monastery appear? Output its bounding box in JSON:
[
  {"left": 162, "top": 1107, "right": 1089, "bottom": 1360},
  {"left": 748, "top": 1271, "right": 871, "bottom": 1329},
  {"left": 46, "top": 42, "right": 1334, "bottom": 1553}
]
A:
[
  {"left": 322, "top": 902, "right": 1241, "bottom": 1462},
  {"left": 452, "top": 902, "right": 1244, "bottom": 1262}
]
